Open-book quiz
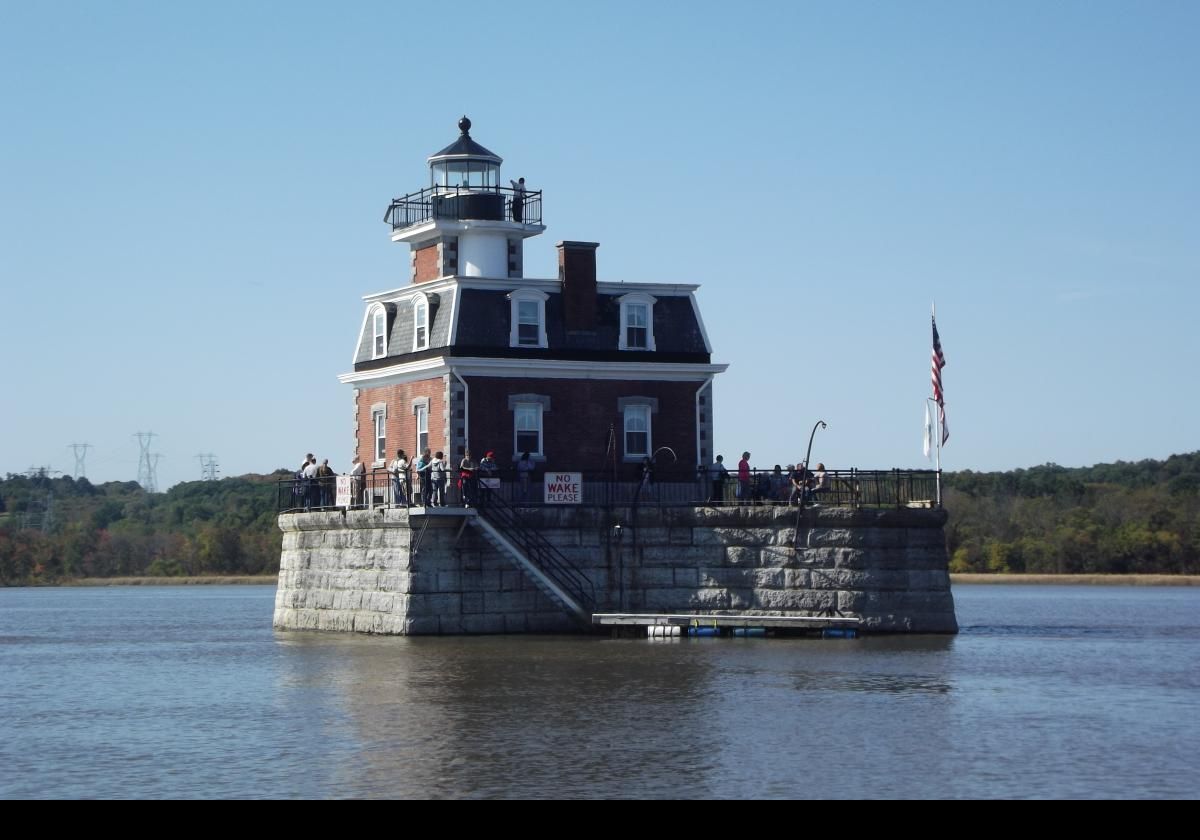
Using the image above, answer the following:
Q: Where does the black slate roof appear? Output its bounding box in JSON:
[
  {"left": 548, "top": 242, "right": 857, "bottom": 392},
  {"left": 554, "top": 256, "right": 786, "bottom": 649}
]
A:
[
  {"left": 354, "top": 285, "right": 711, "bottom": 371},
  {"left": 429, "top": 117, "right": 501, "bottom": 163}
]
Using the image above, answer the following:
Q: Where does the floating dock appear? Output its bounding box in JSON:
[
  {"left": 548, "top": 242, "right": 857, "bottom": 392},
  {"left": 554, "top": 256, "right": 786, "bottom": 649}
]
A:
[{"left": 593, "top": 612, "right": 861, "bottom": 639}]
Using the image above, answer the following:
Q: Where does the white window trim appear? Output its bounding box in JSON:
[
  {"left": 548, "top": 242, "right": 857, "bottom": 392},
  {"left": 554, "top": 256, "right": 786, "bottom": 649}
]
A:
[
  {"left": 371, "top": 403, "right": 388, "bottom": 466},
  {"left": 618, "top": 292, "right": 657, "bottom": 351},
  {"left": 622, "top": 403, "right": 652, "bottom": 461},
  {"left": 413, "top": 293, "right": 430, "bottom": 352},
  {"left": 371, "top": 305, "right": 387, "bottom": 359},
  {"left": 507, "top": 289, "right": 549, "bottom": 349},
  {"left": 513, "top": 402, "right": 544, "bottom": 459},
  {"left": 413, "top": 400, "right": 429, "bottom": 457}
]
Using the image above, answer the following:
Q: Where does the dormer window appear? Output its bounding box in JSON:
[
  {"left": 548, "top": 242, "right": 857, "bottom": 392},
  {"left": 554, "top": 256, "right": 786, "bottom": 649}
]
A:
[
  {"left": 618, "top": 293, "right": 657, "bottom": 351},
  {"left": 507, "top": 289, "right": 548, "bottom": 349},
  {"left": 372, "top": 306, "right": 387, "bottom": 359},
  {"left": 413, "top": 295, "right": 429, "bottom": 351}
]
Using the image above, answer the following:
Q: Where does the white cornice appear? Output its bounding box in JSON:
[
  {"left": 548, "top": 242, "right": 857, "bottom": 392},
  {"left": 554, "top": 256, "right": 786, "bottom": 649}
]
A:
[
  {"left": 457, "top": 277, "right": 560, "bottom": 292},
  {"left": 340, "top": 356, "right": 729, "bottom": 388},
  {"left": 363, "top": 276, "right": 459, "bottom": 303},
  {"left": 391, "top": 219, "right": 546, "bottom": 245},
  {"left": 362, "top": 276, "right": 702, "bottom": 301},
  {"left": 339, "top": 357, "right": 451, "bottom": 387},
  {"left": 597, "top": 281, "right": 700, "bottom": 295}
]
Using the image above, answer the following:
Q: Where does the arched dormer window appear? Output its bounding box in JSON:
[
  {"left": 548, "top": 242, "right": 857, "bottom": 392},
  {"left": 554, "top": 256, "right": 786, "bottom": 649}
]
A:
[
  {"left": 413, "top": 293, "right": 430, "bottom": 352},
  {"left": 618, "top": 292, "right": 657, "bottom": 351},
  {"left": 371, "top": 304, "right": 388, "bottom": 359},
  {"left": 507, "top": 289, "right": 549, "bottom": 349}
]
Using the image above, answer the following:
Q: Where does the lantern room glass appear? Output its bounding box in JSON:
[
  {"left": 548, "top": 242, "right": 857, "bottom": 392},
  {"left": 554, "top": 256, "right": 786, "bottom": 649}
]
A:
[{"left": 431, "top": 160, "right": 498, "bottom": 191}]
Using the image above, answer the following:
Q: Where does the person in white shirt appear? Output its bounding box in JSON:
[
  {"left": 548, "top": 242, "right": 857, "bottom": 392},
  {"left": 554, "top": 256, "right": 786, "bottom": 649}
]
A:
[
  {"left": 301, "top": 454, "right": 319, "bottom": 509},
  {"left": 510, "top": 177, "right": 526, "bottom": 222},
  {"left": 389, "top": 449, "right": 410, "bottom": 507}
]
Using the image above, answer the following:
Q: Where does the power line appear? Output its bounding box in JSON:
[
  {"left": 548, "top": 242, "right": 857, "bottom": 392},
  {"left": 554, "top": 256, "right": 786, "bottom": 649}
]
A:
[{"left": 68, "top": 442, "right": 92, "bottom": 479}]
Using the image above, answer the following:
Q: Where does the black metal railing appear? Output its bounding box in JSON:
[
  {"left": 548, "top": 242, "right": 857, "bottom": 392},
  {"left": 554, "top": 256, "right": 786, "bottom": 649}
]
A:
[
  {"left": 383, "top": 185, "right": 543, "bottom": 231},
  {"left": 475, "top": 493, "right": 596, "bottom": 616},
  {"left": 278, "top": 467, "right": 939, "bottom": 513}
]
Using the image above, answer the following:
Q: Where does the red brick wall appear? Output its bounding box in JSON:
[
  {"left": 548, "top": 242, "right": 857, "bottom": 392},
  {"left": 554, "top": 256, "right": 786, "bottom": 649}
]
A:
[
  {"left": 413, "top": 242, "right": 440, "bottom": 284},
  {"left": 355, "top": 377, "right": 447, "bottom": 466},
  {"left": 464, "top": 377, "right": 700, "bottom": 472}
]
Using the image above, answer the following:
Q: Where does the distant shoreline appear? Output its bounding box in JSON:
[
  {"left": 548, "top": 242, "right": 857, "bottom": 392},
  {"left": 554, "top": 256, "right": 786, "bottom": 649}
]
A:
[
  {"left": 58, "top": 576, "right": 278, "bottom": 587},
  {"left": 16, "top": 573, "right": 1198, "bottom": 588},
  {"left": 951, "top": 574, "right": 1200, "bottom": 586}
]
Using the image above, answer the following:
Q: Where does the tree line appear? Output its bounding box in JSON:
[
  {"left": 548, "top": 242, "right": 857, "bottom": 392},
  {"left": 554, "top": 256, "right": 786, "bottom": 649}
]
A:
[
  {"left": 1, "top": 452, "right": 1198, "bottom": 584},
  {"left": 0, "top": 471, "right": 285, "bottom": 585},
  {"left": 943, "top": 452, "right": 1200, "bottom": 574}
]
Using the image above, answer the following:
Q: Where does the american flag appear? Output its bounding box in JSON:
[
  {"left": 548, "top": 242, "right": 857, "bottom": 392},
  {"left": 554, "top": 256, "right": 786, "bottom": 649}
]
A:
[{"left": 932, "top": 315, "right": 949, "bottom": 445}]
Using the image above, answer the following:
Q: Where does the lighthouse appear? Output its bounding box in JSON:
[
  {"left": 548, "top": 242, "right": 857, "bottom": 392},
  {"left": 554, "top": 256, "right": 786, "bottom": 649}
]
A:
[{"left": 340, "top": 117, "right": 727, "bottom": 481}]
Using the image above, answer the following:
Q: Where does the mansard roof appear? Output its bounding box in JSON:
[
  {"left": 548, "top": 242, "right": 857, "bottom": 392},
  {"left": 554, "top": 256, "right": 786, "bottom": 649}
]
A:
[{"left": 352, "top": 280, "right": 712, "bottom": 371}]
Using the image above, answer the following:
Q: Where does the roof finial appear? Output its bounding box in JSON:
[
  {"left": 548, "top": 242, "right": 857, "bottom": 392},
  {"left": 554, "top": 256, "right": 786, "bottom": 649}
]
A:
[{"left": 458, "top": 115, "right": 471, "bottom": 136}]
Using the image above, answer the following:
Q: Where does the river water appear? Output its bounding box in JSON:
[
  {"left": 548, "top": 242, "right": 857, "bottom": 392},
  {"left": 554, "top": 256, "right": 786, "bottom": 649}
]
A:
[{"left": 1, "top": 584, "right": 1196, "bottom": 799}]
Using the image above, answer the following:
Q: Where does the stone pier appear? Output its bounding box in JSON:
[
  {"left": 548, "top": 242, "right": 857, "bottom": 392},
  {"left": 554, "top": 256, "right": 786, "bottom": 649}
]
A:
[{"left": 273, "top": 505, "right": 958, "bottom": 635}]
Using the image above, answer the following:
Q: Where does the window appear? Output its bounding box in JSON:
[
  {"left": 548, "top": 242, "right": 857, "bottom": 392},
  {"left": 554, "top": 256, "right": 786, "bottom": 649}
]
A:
[
  {"left": 415, "top": 403, "right": 428, "bottom": 456},
  {"left": 413, "top": 297, "right": 429, "bottom": 351},
  {"left": 514, "top": 403, "right": 542, "bottom": 457},
  {"left": 372, "top": 307, "right": 387, "bottom": 358},
  {"left": 517, "top": 300, "right": 540, "bottom": 346},
  {"left": 618, "top": 293, "right": 657, "bottom": 351},
  {"left": 625, "top": 303, "right": 648, "bottom": 349},
  {"left": 507, "top": 289, "right": 548, "bottom": 348},
  {"left": 624, "top": 404, "right": 651, "bottom": 458},
  {"left": 372, "top": 408, "right": 387, "bottom": 464}
]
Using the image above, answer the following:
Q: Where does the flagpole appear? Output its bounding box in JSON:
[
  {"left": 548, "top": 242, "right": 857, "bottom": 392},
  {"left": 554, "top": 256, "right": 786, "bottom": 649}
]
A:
[
  {"left": 931, "top": 302, "right": 942, "bottom": 508},
  {"left": 935, "top": 400, "right": 942, "bottom": 507}
]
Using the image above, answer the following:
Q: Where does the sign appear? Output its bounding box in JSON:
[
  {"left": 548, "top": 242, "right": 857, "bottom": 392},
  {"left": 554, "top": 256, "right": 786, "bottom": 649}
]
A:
[
  {"left": 335, "top": 476, "right": 352, "bottom": 508},
  {"left": 544, "top": 472, "right": 582, "bottom": 504}
]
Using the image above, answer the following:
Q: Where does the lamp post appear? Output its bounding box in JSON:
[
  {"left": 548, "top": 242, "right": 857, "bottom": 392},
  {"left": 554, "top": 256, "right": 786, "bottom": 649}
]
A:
[
  {"left": 791, "top": 420, "right": 828, "bottom": 545},
  {"left": 612, "top": 522, "right": 624, "bottom": 611},
  {"left": 803, "top": 420, "right": 827, "bottom": 472}
]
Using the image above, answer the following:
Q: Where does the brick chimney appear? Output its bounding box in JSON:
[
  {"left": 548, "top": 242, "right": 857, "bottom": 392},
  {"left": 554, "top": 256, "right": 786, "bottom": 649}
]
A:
[{"left": 557, "top": 241, "right": 598, "bottom": 331}]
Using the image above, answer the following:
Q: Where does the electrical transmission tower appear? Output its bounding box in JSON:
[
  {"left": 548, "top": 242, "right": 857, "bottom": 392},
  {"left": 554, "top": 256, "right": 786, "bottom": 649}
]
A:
[
  {"left": 195, "top": 453, "right": 219, "bottom": 481},
  {"left": 25, "top": 465, "right": 61, "bottom": 479},
  {"left": 134, "top": 431, "right": 160, "bottom": 492},
  {"left": 18, "top": 468, "right": 58, "bottom": 532},
  {"left": 68, "top": 443, "right": 92, "bottom": 479}
]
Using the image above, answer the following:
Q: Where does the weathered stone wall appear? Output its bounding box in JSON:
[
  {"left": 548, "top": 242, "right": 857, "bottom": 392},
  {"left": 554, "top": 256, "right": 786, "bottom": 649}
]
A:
[{"left": 274, "top": 505, "right": 958, "bottom": 635}]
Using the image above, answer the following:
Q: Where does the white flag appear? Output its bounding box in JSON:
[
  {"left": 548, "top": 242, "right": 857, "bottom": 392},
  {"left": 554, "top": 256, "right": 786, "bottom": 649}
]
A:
[{"left": 923, "top": 403, "right": 932, "bottom": 460}]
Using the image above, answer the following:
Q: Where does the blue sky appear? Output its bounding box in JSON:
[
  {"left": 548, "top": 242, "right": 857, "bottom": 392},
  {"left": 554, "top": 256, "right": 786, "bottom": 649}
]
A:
[{"left": 2, "top": 1, "right": 1197, "bottom": 487}]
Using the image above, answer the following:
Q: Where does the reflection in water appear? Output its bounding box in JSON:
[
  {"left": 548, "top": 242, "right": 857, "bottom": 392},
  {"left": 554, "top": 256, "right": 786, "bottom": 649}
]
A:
[
  {"left": 3, "top": 585, "right": 1199, "bottom": 799},
  {"left": 278, "top": 634, "right": 727, "bottom": 798},
  {"left": 272, "top": 632, "right": 967, "bottom": 798}
]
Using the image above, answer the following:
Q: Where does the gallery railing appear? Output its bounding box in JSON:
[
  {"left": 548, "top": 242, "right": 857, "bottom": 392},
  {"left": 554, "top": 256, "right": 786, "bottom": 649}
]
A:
[
  {"left": 277, "top": 467, "right": 940, "bottom": 513},
  {"left": 383, "top": 185, "right": 543, "bottom": 231}
]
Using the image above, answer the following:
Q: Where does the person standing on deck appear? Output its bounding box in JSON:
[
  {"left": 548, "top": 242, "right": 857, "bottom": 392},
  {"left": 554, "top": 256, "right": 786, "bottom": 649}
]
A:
[
  {"left": 708, "top": 455, "right": 728, "bottom": 504},
  {"left": 510, "top": 177, "right": 526, "bottom": 222},
  {"left": 738, "top": 452, "right": 751, "bottom": 505}
]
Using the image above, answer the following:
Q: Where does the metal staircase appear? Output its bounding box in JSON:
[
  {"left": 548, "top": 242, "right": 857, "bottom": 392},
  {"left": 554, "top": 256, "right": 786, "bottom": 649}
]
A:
[{"left": 471, "top": 497, "right": 596, "bottom": 626}]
